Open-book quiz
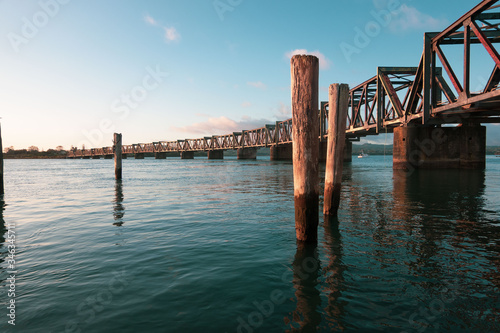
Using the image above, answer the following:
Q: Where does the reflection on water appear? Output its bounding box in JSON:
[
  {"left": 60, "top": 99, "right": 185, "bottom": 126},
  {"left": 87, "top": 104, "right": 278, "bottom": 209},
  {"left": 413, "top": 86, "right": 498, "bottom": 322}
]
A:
[
  {"left": 391, "top": 169, "right": 500, "bottom": 330},
  {"left": 2, "top": 157, "right": 499, "bottom": 332},
  {"left": 392, "top": 169, "right": 486, "bottom": 222},
  {"left": 113, "top": 180, "right": 125, "bottom": 226},
  {"left": 322, "top": 215, "right": 346, "bottom": 332},
  {"left": 286, "top": 242, "right": 322, "bottom": 332},
  {"left": 0, "top": 196, "right": 6, "bottom": 271}
]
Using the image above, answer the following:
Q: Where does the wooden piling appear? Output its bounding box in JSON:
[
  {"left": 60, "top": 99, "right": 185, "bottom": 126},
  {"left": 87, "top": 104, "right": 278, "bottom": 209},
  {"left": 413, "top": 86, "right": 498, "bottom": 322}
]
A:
[
  {"left": 291, "top": 55, "right": 319, "bottom": 242},
  {"left": 114, "top": 133, "right": 122, "bottom": 180},
  {"left": 323, "top": 84, "right": 349, "bottom": 216},
  {"left": 0, "top": 124, "right": 4, "bottom": 195}
]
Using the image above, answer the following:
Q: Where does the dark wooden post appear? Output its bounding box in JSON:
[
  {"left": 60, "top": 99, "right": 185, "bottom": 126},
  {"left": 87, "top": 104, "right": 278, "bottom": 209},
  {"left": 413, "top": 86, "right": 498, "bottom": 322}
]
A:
[
  {"left": 0, "top": 124, "right": 4, "bottom": 195},
  {"left": 324, "top": 84, "right": 349, "bottom": 216},
  {"left": 114, "top": 133, "right": 122, "bottom": 180},
  {"left": 291, "top": 55, "right": 319, "bottom": 242}
]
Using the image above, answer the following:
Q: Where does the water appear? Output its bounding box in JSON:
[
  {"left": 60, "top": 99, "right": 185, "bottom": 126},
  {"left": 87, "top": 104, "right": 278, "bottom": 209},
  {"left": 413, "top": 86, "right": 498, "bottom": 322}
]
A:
[{"left": 0, "top": 156, "right": 499, "bottom": 332}]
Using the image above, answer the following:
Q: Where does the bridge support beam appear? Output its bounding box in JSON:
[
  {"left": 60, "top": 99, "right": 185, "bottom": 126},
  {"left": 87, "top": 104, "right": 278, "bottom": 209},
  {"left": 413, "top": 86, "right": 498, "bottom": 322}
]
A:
[
  {"left": 237, "top": 148, "right": 257, "bottom": 160},
  {"left": 320, "top": 140, "right": 352, "bottom": 162},
  {"left": 270, "top": 144, "right": 292, "bottom": 161},
  {"left": 181, "top": 151, "right": 194, "bottom": 159},
  {"left": 82, "top": 156, "right": 91, "bottom": 159},
  {"left": 344, "top": 141, "right": 352, "bottom": 162},
  {"left": 134, "top": 153, "right": 145, "bottom": 159},
  {"left": 155, "top": 152, "right": 167, "bottom": 159},
  {"left": 104, "top": 155, "right": 113, "bottom": 159},
  {"left": 207, "top": 150, "right": 223, "bottom": 160},
  {"left": 92, "top": 156, "right": 100, "bottom": 159},
  {"left": 291, "top": 54, "right": 319, "bottom": 243},
  {"left": 393, "top": 124, "right": 486, "bottom": 170}
]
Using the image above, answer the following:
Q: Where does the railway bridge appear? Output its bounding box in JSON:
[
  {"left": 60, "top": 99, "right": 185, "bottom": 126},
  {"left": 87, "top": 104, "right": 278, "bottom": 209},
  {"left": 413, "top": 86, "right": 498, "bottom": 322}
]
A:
[{"left": 68, "top": 0, "right": 500, "bottom": 170}]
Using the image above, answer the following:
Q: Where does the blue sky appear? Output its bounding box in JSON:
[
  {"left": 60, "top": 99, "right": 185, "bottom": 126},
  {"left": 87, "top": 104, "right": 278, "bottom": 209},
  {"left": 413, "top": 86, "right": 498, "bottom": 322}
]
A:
[{"left": 1, "top": 0, "right": 499, "bottom": 149}]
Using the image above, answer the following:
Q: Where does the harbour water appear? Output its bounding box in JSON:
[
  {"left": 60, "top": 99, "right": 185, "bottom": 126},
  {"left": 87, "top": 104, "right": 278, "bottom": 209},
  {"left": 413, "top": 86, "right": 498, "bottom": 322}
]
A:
[{"left": 0, "top": 156, "right": 499, "bottom": 332}]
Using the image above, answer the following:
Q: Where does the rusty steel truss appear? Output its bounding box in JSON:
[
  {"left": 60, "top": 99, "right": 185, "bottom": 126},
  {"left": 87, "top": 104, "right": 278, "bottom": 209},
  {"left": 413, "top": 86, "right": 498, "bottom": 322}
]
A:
[
  {"left": 68, "top": 0, "right": 500, "bottom": 158},
  {"left": 69, "top": 120, "right": 295, "bottom": 158}
]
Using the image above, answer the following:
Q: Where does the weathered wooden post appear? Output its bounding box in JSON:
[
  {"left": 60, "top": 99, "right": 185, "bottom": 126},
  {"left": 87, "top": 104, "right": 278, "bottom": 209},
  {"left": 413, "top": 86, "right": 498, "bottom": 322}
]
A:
[
  {"left": 114, "top": 133, "right": 122, "bottom": 180},
  {"left": 291, "top": 55, "right": 319, "bottom": 242},
  {"left": 0, "top": 124, "right": 4, "bottom": 195},
  {"left": 324, "top": 84, "right": 349, "bottom": 216}
]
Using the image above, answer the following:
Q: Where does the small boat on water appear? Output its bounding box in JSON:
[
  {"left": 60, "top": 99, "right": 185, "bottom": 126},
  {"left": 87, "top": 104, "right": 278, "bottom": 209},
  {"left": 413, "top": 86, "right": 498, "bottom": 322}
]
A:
[{"left": 358, "top": 150, "right": 369, "bottom": 158}]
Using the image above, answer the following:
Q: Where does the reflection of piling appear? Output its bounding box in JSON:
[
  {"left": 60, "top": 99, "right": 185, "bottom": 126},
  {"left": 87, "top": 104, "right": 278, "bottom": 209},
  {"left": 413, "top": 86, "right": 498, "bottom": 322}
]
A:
[
  {"left": 324, "top": 84, "right": 349, "bottom": 216},
  {"left": 323, "top": 215, "right": 346, "bottom": 331},
  {"left": 113, "top": 179, "right": 125, "bottom": 226},
  {"left": 114, "top": 133, "right": 122, "bottom": 180},
  {"left": 0, "top": 125, "right": 4, "bottom": 195},
  {"left": 287, "top": 241, "right": 322, "bottom": 331},
  {"left": 291, "top": 55, "right": 319, "bottom": 242}
]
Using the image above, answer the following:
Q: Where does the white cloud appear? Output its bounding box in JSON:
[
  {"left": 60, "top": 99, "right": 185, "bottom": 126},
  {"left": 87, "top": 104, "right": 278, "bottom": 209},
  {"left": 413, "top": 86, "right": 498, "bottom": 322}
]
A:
[
  {"left": 275, "top": 102, "right": 291, "bottom": 119},
  {"left": 388, "top": 4, "right": 447, "bottom": 32},
  {"left": 144, "top": 14, "right": 181, "bottom": 44},
  {"left": 285, "top": 49, "right": 331, "bottom": 70},
  {"left": 172, "top": 116, "right": 273, "bottom": 135},
  {"left": 164, "top": 27, "right": 181, "bottom": 42},
  {"left": 241, "top": 101, "right": 252, "bottom": 108},
  {"left": 247, "top": 81, "right": 267, "bottom": 90},
  {"left": 144, "top": 15, "right": 157, "bottom": 26}
]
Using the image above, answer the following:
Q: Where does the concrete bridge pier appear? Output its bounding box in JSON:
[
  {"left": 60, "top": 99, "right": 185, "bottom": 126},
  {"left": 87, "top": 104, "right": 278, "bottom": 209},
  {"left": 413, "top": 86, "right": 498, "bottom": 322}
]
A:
[
  {"left": 270, "top": 144, "right": 292, "bottom": 161},
  {"left": 344, "top": 141, "right": 353, "bottom": 162},
  {"left": 393, "top": 124, "right": 486, "bottom": 170},
  {"left": 319, "top": 140, "right": 352, "bottom": 162},
  {"left": 181, "top": 151, "right": 194, "bottom": 159},
  {"left": 207, "top": 150, "right": 223, "bottom": 159},
  {"left": 155, "top": 152, "right": 167, "bottom": 159},
  {"left": 237, "top": 148, "right": 257, "bottom": 160},
  {"left": 135, "top": 153, "right": 145, "bottom": 159}
]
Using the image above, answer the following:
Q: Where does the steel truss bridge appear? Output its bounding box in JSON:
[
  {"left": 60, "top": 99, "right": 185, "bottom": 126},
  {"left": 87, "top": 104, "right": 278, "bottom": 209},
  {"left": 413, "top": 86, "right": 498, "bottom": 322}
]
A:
[{"left": 68, "top": 0, "right": 500, "bottom": 159}]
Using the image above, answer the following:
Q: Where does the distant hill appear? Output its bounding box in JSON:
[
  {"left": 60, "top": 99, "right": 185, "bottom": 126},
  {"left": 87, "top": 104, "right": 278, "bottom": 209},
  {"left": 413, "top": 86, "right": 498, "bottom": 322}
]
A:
[
  {"left": 486, "top": 146, "right": 500, "bottom": 155},
  {"left": 3, "top": 145, "right": 499, "bottom": 159},
  {"left": 352, "top": 143, "right": 393, "bottom": 155},
  {"left": 3, "top": 149, "right": 67, "bottom": 159},
  {"left": 353, "top": 144, "right": 500, "bottom": 155}
]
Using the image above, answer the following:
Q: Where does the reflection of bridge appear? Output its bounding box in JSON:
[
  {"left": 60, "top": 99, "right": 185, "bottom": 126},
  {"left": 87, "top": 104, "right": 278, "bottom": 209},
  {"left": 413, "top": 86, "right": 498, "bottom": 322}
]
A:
[{"left": 69, "top": 0, "right": 500, "bottom": 168}]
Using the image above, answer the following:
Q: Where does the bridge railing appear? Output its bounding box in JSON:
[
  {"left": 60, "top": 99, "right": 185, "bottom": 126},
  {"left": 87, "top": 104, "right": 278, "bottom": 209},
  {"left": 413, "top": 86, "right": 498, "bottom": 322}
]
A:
[{"left": 416, "top": 0, "right": 500, "bottom": 123}]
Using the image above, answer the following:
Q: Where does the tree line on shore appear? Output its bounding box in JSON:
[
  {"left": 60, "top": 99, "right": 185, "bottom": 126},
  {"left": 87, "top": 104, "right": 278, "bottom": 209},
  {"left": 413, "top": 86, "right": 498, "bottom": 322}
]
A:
[
  {"left": 3, "top": 146, "right": 68, "bottom": 159},
  {"left": 2, "top": 144, "right": 499, "bottom": 159}
]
